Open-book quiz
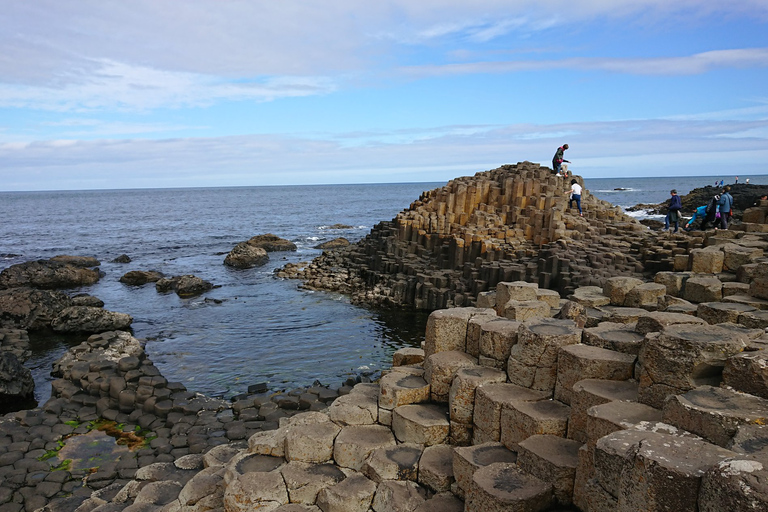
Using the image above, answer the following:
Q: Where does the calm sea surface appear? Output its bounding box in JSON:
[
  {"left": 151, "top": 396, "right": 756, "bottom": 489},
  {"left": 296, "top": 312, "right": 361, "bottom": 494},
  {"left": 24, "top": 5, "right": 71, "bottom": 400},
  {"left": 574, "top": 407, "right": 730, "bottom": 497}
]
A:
[{"left": 2, "top": 175, "right": 766, "bottom": 405}]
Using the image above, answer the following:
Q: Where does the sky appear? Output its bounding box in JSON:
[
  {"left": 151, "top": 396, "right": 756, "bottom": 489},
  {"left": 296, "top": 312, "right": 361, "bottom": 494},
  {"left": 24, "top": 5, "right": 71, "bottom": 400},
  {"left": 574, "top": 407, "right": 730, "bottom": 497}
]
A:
[{"left": 1, "top": 1, "right": 767, "bottom": 191}]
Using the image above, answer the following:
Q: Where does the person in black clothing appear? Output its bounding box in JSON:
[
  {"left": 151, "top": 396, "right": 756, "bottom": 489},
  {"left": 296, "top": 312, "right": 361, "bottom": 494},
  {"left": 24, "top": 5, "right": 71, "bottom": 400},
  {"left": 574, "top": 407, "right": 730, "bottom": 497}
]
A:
[
  {"left": 663, "top": 189, "right": 682, "bottom": 232},
  {"left": 700, "top": 195, "right": 720, "bottom": 230},
  {"left": 552, "top": 144, "right": 570, "bottom": 175}
]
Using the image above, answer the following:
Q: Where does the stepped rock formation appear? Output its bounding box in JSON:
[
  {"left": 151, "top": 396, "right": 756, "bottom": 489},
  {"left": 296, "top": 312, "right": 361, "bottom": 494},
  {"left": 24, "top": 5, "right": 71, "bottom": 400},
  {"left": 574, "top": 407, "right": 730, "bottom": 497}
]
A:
[{"left": 280, "top": 163, "right": 659, "bottom": 308}]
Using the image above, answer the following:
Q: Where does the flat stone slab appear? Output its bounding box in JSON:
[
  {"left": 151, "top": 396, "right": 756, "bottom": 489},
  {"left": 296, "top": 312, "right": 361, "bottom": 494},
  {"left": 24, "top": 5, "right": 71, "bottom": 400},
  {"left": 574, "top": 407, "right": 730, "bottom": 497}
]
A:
[
  {"left": 567, "top": 379, "right": 639, "bottom": 443},
  {"left": 586, "top": 400, "right": 662, "bottom": 448},
  {"left": 517, "top": 434, "right": 582, "bottom": 505},
  {"left": 582, "top": 321, "right": 645, "bottom": 355},
  {"left": 728, "top": 424, "right": 768, "bottom": 456},
  {"left": 453, "top": 442, "right": 517, "bottom": 496},
  {"left": 662, "top": 385, "right": 768, "bottom": 447},
  {"left": 333, "top": 425, "right": 396, "bottom": 470},
  {"left": 465, "top": 462, "right": 554, "bottom": 512},
  {"left": 392, "top": 348, "right": 425, "bottom": 367},
  {"left": 284, "top": 421, "right": 341, "bottom": 463},
  {"left": 637, "top": 323, "right": 752, "bottom": 409},
  {"left": 473, "top": 383, "right": 550, "bottom": 442},
  {"left": 723, "top": 293, "right": 768, "bottom": 311},
  {"left": 568, "top": 286, "right": 610, "bottom": 308},
  {"left": 280, "top": 461, "right": 346, "bottom": 505},
  {"left": 738, "top": 310, "right": 768, "bottom": 329},
  {"left": 392, "top": 404, "right": 450, "bottom": 446},
  {"left": 634, "top": 311, "right": 707, "bottom": 335},
  {"left": 697, "top": 301, "right": 757, "bottom": 325},
  {"left": 554, "top": 344, "right": 636, "bottom": 405},
  {"left": 327, "top": 390, "right": 378, "bottom": 425},
  {"left": 500, "top": 399, "right": 570, "bottom": 450},
  {"left": 361, "top": 443, "right": 423, "bottom": 483},
  {"left": 379, "top": 371, "right": 430, "bottom": 411}
]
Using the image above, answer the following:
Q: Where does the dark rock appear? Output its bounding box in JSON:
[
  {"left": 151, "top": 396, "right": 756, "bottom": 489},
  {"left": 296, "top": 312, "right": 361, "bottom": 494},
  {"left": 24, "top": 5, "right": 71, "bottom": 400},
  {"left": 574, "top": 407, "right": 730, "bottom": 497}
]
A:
[
  {"left": 315, "top": 238, "right": 350, "bottom": 250},
  {"left": 111, "top": 254, "right": 132, "bottom": 264},
  {"left": 51, "top": 306, "right": 132, "bottom": 334},
  {"left": 0, "top": 260, "right": 100, "bottom": 290},
  {"left": 0, "top": 287, "right": 74, "bottom": 330},
  {"left": 155, "top": 275, "right": 213, "bottom": 298},
  {"left": 223, "top": 242, "right": 268, "bottom": 269},
  {"left": 71, "top": 294, "right": 105, "bottom": 308},
  {"left": 245, "top": 234, "right": 297, "bottom": 252},
  {"left": 49, "top": 255, "right": 100, "bottom": 268},
  {"left": 0, "top": 352, "right": 34, "bottom": 411},
  {"left": 119, "top": 271, "right": 164, "bottom": 286}
]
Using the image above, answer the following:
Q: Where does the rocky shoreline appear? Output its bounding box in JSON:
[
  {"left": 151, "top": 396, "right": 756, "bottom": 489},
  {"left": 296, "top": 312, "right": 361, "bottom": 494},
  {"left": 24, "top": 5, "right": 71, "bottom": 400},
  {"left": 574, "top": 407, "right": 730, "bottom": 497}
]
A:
[{"left": 1, "top": 166, "right": 768, "bottom": 511}]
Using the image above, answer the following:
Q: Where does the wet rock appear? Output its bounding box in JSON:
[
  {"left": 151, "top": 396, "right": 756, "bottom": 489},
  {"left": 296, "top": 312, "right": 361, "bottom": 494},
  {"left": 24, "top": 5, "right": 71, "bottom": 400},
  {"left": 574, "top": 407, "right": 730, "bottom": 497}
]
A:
[
  {"left": 223, "top": 242, "right": 269, "bottom": 269},
  {"left": 246, "top": 234, "right": 297, "bottom": 252},
  {"left": 111, "top": 254, "right": 132, "bottom": 263},
  {"left": 0, "top": 287, "right": 74, "bottom": 330},
  {"left": 119, "top": 271, "right": 164, "bottom": 286},
  {"left": 0, "top": 259, "right": 100, "bottom": 290},
  {"left": 314, "top": 238, "right": 350, "bottom": 250},
  {"left": 0, "top": 352, "right": 34, "bottom": 409},
  {"left": 51, "top": 306, "right": 132, "bottom": 333},
  {"left": 155, "top": 275, "right": 213, "bottom": 298}
]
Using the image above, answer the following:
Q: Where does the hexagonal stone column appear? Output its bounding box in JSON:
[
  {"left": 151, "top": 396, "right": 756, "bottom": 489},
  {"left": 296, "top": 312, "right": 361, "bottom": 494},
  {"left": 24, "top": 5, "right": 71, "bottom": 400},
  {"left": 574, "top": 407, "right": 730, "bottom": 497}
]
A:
[
  {"left": 690, "top": 247, "right": 725, "bottom": 273},
  {"left": 280, "top": 461, "right": 345, "bottom": 505},
  {"left": 507, "top": 318, "right": 582, "bottom": 394},
  {"left": 223, "top": 470, "right": 289, "bottom": 512},
  {"left": 567, "top": 378, "right": 638, "bottom": 443},
  {"left": 699, "top": 459, "right": 768, "bottom": 512},
  {"left": 637, "top": 324, "right": 751, "bottom": 408},
  {"left": 495, "top": 281, "right": 538, "bottom": 316},
  {"left": 378, "top": 369, "right": 430, "bottom": 413},
  {"left": 392, "top": 404, "right": 450, "bottom": 446},
  {"left": 634, "top": 311, "right": 706, "bottom": 334},
  {"left": 371, "top": 480, "right": 427, "bottom": 512},
  {"left": 316, "top": 473, "right": 377, "bottom": 512},
  {"left": 500, "top": 399, "right": 570, "bottom": 451},
  {"left": 501, "top": 300, "right": 551, "bottom": 322},
  {"left": 284, "top": 421, "right": 342, "bottom": 463},
  {"left": 453, "top": 442, "right": 517, "bottom": 498},
  {"left": 517, "top": 434, "right": 582, "bottom": 506},
  {"left": 361, "top": 443, "right": 422, "bottom": 483},
  {"left": 333, "top": 425, "right": 396, "bottom": 470},
  {"left": 603, "top": 276, "right": 643, "bottom": 306},
  {"left": 424, "top": 351, "right": 477, "bottom": 402},
  {"left": 465, "top": 462, "right": 554, "bottom": 512},
  {"left": 662, "top": 385, "right": 768, "bottom": 447},
  {"left": 697, "top": 301, "right": 757, "bottom": 325},
  {"left": 623, "top": 282, "right": 666, "bottom": 310},
  {"left": 327, "top": 390, "right": 378, "bottom": 426},
  {"left": 683, "top": 275, "right": 723, "bottom": 303},
  {"left": 424, "top": 307, "right": 491, "bottom": 358},
  {"left": 582, "top": 321, "right": 645, "bottom": 355},
  {"left": 554, "top": 344, "right": 636, "bottom": 405},
  {"left": 585, "top": 401, "right": 662, "bottom": 449},
  {"left": 473, "top": 383, "right": 549, "bottom": 443},
  {"left": 417, "top": 444, "right": 455, "bottom": 492},
  {"left": 448, "top": 366, "right": 506, "bottom": 444},
  {"left": 477, "top": 318, "right": 520, "bottom": 370},
  {"left": 723, "top": 349, "right": 768, "bottom": 399},
  {"left": 597, "top": 429, "right": 736, "bottom": 512}
]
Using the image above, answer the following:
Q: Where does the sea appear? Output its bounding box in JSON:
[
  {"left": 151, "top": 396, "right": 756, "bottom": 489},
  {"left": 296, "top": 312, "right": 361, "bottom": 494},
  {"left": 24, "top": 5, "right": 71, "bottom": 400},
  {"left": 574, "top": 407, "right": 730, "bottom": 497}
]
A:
[{"left": 1, "top": 174, "right": 766, "bottom": 406}]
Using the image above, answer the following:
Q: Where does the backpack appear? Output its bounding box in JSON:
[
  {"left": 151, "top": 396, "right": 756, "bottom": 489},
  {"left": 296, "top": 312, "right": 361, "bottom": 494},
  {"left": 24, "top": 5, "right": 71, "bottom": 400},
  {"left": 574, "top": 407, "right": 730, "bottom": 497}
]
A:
[{"left": 705, "top": 197, "right": 717, "bottom": 214}]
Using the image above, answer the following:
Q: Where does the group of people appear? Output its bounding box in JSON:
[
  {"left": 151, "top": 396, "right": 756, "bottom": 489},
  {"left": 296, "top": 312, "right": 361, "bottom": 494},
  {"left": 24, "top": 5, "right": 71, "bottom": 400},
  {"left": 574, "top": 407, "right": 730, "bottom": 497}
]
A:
[{"left": 664, "top": 186, "right": 734, "bottom": 233}]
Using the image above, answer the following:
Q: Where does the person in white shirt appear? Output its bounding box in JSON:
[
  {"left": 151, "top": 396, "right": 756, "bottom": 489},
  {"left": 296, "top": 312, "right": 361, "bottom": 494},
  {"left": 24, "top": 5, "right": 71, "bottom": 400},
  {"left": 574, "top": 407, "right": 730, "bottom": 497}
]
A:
[{"left": 567, "top": 179, "right": 583, "bottom": 216}]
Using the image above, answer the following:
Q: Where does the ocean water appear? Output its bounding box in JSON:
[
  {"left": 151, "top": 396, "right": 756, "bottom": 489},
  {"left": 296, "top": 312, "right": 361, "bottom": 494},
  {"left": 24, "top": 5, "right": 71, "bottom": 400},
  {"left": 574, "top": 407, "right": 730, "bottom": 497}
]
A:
[{"left": 1, "top": 174, "right": 766, "bottom": 405}]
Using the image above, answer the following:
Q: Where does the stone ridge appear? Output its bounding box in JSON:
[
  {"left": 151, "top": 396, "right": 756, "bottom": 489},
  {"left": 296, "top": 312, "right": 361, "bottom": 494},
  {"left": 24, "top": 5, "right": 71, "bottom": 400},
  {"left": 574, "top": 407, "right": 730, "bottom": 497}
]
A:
[{"left": 279, "top": 163, "right": 659, "bottom": 308}]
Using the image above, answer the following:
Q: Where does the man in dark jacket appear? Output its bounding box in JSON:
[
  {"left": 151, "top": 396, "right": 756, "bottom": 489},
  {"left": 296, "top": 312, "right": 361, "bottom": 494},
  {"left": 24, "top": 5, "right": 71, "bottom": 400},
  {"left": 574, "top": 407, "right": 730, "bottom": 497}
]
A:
[
  {"left": 552, "top": 144, "right": 569, "bottom": 175},
  {"left": 664, "top": 189, "right": 682, "bottom": 233}
]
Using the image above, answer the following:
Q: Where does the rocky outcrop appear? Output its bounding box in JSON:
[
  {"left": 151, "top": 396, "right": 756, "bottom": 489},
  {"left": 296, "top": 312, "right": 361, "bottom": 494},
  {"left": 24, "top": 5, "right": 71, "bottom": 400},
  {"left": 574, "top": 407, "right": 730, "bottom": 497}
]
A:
[
  {"left": 245, "top": 234, "right": 297, "bottom": 252},
  {"left": 628, "top": 182, "right": 768, "bottom": 220},
  {"left": 0, "top": 352, "right": 34, "bottom": 412},
  {"left": 111, "top": 254, "right": 132, "bottom": 263},
  {"left": 49, "top": 255, "right": 100, "bottom": 267},
  {"left": 0, "top": 259, "right": 100, "bottom": 289},
  {"left": 156, "top": 275, "right": 214, "bottom": 298},
  {"left": 51, "top": 306, "right": 133, "bottom": 333},
  {"left": 119, "top": 269, "right": 165, "bottom": 285},
  {"left": 0, "top": 287, "right": 74, "bottom": 330},
  {"left": 224, "top": 242, "right": 269, "bottom": 269},
  {"left": 282, "top": 163, "right": 654, "bottom": 309},
  {"left": 315, "top": 237, "right": 350, "bottom": 249}
]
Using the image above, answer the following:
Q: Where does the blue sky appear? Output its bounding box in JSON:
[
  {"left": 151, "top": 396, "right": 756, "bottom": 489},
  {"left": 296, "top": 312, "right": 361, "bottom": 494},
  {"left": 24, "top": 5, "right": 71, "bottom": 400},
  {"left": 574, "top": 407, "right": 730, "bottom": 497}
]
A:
[{"left": 1, "top": 1, "right": 767, "bottom": 191}]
